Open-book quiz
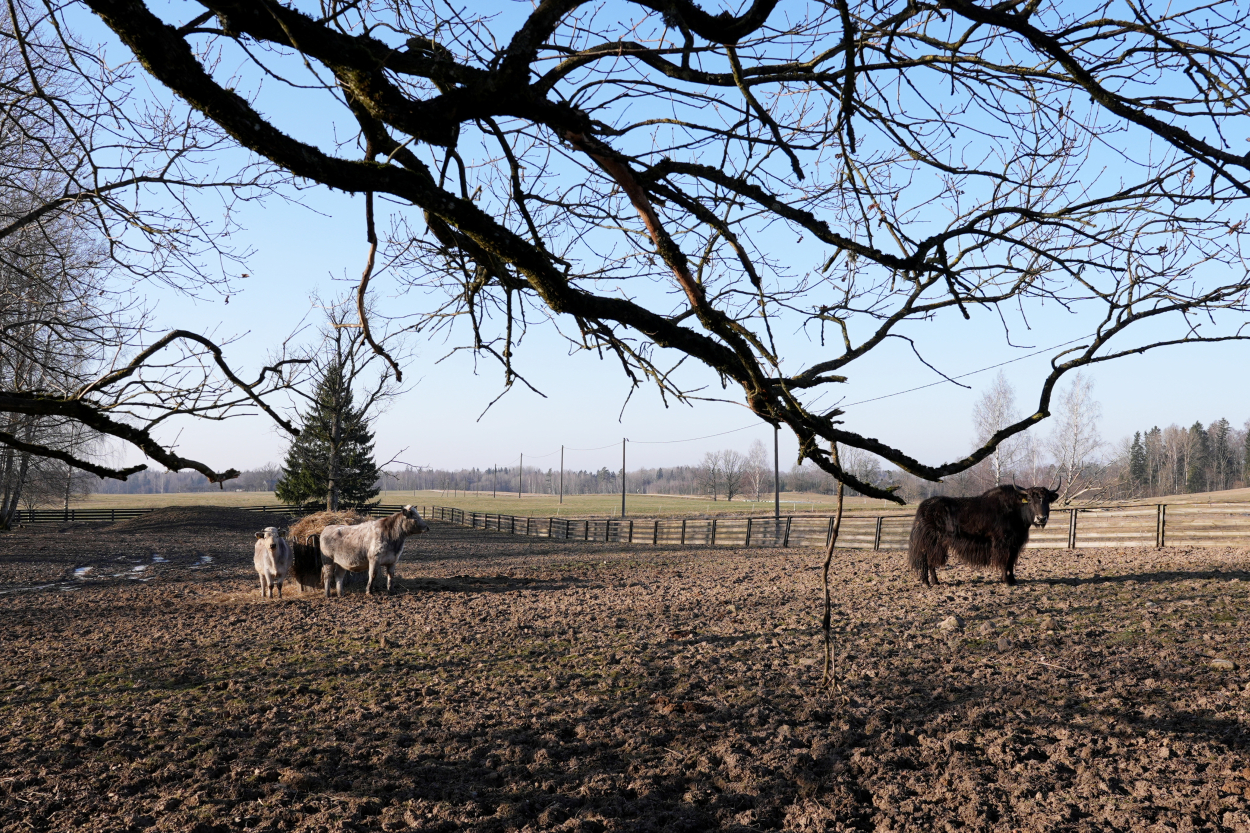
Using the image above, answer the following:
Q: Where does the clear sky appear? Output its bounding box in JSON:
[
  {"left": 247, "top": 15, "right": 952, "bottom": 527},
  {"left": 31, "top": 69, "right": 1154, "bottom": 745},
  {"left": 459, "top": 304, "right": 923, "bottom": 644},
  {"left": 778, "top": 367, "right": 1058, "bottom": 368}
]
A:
[
  {"left": 83, "top": 3, "right": 1249, "bottom": 481},
  {"left": 127, "top": 179, "right": 1249, "bottom": 479}
]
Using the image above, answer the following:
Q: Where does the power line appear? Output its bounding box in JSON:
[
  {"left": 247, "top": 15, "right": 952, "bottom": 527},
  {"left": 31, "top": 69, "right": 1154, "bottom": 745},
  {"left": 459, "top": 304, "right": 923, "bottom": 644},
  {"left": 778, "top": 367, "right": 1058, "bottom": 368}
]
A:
[
  {"left": 841, "top": 333, "right": 1094, "bottom": 409},
  {"left": 507, "top": 334, "right": 1094, "bottom": 461},
  {"left": 630, "top": 422, "right": 760, "bottom": 444}
]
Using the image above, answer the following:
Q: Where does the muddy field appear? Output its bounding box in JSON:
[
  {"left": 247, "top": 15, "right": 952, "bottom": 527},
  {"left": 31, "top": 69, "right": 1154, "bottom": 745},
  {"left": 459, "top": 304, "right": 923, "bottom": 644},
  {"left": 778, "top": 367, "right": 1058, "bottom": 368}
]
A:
[{"left": 1, "top": 507, "right": 1248, "bottom": 833}]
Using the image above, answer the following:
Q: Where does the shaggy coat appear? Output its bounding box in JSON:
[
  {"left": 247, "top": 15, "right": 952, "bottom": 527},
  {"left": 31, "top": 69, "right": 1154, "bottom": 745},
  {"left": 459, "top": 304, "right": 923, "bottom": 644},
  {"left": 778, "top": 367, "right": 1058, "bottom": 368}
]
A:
[
  {"left": 253, "top": 527, "right": 292, "bottom": 598},
  {"left": 907, "top": 485, "right": 1059, "bottom": 586},
  {"left": 290, "top": 534, "right": 322, "bottom": 592},
  {"left": 320, "top": 505, "right": 429, "bottom": 597}
]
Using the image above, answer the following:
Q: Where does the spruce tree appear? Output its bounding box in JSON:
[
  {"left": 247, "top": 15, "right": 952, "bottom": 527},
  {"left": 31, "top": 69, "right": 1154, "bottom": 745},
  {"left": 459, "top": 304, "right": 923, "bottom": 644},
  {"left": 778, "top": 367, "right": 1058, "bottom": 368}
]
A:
[
  {"left": 1185, "top": 421, "right": 1209, "bottom": 494},
  {"left": 275, "top": 362, "right": 381, "bottom": 510},
  {"left": 1128, "top": 432, "right": 1147, "bottom": 493}
]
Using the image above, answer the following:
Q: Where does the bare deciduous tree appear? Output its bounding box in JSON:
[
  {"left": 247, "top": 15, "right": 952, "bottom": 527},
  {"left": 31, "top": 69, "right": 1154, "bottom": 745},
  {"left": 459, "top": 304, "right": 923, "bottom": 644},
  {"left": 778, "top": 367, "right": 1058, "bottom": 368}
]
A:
[
  {"left": 0, "top": 1, "right": 303, "bottom": 491},
  {"left": 697, "top": 451, "right": 723, "bottom": 501},
  {"left": 744, "top": 439, "right": 770, "bottom": 502},
  {"left": 1046, "top": 373, "right": 1107, "bottom": 502},
  {"left": 26, "top": 0, "right": 1250, "bottom": 500},
  {"left": 972, "top": 372, "right": 1025, "bottom": 488},
  {"left": 721, "top": 449, "right": 746, "bottom": 502}
]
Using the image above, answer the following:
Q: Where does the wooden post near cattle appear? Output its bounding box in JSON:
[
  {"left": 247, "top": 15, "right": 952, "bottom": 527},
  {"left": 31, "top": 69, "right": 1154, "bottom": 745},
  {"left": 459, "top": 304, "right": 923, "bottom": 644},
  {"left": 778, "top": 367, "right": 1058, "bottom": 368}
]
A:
[
  {"left": 628, "top": 519, "right": 634, "bottom": 543},
  {"left": 783, "top": 516, "right": 792, "bottom": 547},
  {"left": 711, "top": 517, "right": 718, "bottom": 546},
  {"left": 873, "top": 517, "right": 883, "bottom": 551},
  {"left": 1156, "top": 504, "right": 1166, "bottom": 547},
  {"left": 1067, "top": 508, "right": 1078, "bottom": 549},
  {"left": 680, "top": 518, "right": 687, "bottom": 545},
  {"left": 653, "top": 519, "right": 659, "bottom": 545},
  {"left": 746, "top": 517, "right": 753, "bottom": 546}
]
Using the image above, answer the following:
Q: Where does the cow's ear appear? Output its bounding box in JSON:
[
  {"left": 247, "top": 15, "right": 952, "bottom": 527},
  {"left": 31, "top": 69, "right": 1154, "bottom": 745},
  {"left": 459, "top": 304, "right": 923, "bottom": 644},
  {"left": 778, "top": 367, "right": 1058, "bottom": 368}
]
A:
[
  {"left": 1021, "top": 497, "right": 1029, "bottom": 504},
  {"left": 278, "top": 528, "right": 288, "bottom": 537},
  {"left": 255, "top": 531, "right": 264, "bottom": 539},
  {"left": 1048, "top": 489, "right": 1060, "bottom": 501}
]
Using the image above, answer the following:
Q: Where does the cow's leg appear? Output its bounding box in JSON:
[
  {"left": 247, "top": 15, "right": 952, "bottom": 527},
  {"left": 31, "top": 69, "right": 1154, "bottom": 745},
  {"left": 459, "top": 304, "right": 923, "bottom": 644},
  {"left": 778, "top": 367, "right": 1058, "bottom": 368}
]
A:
[
  {"left": 276, "top": 580, "right": 283, "bottom": 599},
  {"left": 323, "top": 566, "right": 333, "bottom": 598},
  {"left": 335, "top": 566, "right": 347, "bottom": 597},
  {"left": 366, "top": 561, "right": 378, "bottom": 596},
  {"left": 386, "top": 564, "right": 395, "bottom": 594}
]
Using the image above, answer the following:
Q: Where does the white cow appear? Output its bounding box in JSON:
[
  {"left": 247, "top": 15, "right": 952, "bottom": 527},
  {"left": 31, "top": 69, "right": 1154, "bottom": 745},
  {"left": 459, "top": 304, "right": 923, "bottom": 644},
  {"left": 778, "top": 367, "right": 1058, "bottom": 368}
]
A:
[
  {"left": 320, "top": 505, "right": 429, "bottom": 597},
  {"left": 253, "top": 527, "right": 292, "bottom": 598}
]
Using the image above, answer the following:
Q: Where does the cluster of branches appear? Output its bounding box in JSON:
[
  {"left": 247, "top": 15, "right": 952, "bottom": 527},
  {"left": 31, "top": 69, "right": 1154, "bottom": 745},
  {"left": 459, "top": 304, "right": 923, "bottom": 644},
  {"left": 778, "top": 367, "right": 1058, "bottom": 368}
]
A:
[
  {"left": 0, "top": 0, "right": 305, "bottom": 520},
  {"left": 7, "top": 0, "right": 1250, "bottom": 502}
]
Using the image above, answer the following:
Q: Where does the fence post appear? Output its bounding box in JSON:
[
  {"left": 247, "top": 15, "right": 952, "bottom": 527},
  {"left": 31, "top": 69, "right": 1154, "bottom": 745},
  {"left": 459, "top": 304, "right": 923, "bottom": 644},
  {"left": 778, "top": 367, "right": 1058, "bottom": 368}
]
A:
[
  {"left": 628, "top": 519, "right": 634, "bottom": 543},
  {"left": 711, "top": 518, "right": 718, "bottom": 546},
  {"left": 1156, "top": 504, "right": 1166, "bottom": 548},
  {"left": 653, "top": 519, "right": 659, "bottom": 545},
  {"left": 681, "top": 518, "right": 687, "bottom": 545},
  {"left": 746, "top": 518, "right": 753, "bottom": 546},
  {"left": 1067, "top": 508, "right": 1078, "bottom": 549},
  {"left": 873, "top": 517, "right": 883, "bottom": 551},
  {"left": 784, "top": 516, "right": 792, "bottom": 547},
  {"left": 825, "top": 516, "right": 835, "bottom": 549},
  {"left": 584, "top": 520, "right": 590, "bottom": 541}
]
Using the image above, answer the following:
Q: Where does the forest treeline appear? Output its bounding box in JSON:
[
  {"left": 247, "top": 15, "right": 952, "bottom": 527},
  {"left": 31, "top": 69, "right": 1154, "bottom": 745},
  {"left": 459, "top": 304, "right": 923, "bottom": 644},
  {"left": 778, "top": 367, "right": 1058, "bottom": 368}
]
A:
[{"left": 78, "top": 414, "right": 1249, "bottom": 505}]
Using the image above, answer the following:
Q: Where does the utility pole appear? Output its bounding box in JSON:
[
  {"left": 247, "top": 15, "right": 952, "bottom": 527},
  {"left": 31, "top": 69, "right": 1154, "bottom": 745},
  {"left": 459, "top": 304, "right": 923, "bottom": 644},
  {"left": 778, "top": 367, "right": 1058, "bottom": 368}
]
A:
[
  {"left": 621, "top": 438, "right": 627, "bottom": 517},
  {"left": 518, "top": 453, "right": 522, "bottom": 499},
  {"left": 774, "top": 425, "right": 781, "bottom": 524},
  {"left": 559, "top": 445, "right": 564, "bottom": 504}
]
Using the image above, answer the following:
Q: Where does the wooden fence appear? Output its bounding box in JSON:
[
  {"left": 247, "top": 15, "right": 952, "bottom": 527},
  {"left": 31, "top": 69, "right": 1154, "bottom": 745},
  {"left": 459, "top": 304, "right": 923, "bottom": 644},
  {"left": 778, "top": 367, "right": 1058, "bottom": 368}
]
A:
[
  {"left": 420, "top": 503, "right": 1250, "bottom": 550},
  {"left": 12, "top": 502, "right": 1250, "bottom": 550}
]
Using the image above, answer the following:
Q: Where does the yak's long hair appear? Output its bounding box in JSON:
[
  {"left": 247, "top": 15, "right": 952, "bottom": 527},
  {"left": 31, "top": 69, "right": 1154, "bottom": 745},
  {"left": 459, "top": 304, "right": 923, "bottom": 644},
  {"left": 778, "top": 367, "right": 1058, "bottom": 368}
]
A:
[
  {"left": 907, "top": 484, "right": 1059, "bottom": 586},
  {"left": 290, "top": 533, "right": 323, "bottom": 591}
]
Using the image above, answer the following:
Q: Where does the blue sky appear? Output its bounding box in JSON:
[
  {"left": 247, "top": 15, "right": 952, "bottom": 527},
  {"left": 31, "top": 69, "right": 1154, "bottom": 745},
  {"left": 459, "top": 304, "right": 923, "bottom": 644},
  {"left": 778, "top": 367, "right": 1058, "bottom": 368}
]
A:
[{"left": 85, "top": 2, "right": 1250, "bottom": 479}]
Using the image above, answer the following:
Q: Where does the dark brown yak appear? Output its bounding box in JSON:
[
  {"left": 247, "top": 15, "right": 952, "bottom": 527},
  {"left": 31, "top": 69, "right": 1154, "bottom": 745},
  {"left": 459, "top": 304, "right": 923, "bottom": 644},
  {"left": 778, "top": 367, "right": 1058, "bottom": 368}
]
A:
[{"left": 907, "top": 484, "right": 1060, "bottom": 586}]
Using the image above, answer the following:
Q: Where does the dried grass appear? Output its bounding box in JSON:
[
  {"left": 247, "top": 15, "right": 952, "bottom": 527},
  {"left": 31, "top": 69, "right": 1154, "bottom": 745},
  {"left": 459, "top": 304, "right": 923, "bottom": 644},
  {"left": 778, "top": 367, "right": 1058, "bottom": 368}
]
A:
[{"left": 288, "top": 509, "right": 370, "bottom": 543}]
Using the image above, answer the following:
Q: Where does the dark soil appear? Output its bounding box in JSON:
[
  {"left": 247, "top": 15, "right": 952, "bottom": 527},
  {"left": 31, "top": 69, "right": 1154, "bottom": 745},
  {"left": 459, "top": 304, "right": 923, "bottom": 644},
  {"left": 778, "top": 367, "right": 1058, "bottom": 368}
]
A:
[{"left": 0, "top": 512, "right": 1248, "bottom": 832}]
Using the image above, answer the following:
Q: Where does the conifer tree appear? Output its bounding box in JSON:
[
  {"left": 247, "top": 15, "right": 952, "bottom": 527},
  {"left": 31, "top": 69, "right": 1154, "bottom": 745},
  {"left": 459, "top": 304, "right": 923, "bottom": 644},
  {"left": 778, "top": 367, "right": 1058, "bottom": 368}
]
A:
[
  {"left": 1128, "top": 432, "right": 1148, "bottom": 493},
  {"left": 276, "top": 362, "right": 381, "bottom": 511},
  {"left": 1185, "top": 421, "right": 1210, "bottom": 494}
]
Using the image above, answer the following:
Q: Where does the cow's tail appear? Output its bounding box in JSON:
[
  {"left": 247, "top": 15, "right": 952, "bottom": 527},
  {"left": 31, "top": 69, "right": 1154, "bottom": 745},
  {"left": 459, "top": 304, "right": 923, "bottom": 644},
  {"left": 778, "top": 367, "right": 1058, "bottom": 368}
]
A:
[{"left": 291, "top": 534, "right": 322, "bottom": 590}]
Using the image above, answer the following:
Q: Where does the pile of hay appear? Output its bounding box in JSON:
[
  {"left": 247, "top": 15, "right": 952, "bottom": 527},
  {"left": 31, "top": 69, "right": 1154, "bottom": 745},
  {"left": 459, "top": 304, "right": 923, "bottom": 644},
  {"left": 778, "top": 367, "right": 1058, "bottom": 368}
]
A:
[{"left": 287, "top": 509, "right": 370, "bottom": 544}]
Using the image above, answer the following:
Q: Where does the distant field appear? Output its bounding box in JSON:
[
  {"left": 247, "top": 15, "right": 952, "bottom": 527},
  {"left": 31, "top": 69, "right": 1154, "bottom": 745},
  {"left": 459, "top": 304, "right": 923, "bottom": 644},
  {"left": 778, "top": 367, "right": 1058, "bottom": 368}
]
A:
[
  {"left": 378, "top": 489, "right": 911, "bottom": 518},
  {"left": 72, "top": 492, "right": 281, "bottom": 509},
  {"left": 70, "top": 489, "right": 902, "bottom": 517},
  {"left": 69, "top": 485, "right": 1250, "bottom": 516}
]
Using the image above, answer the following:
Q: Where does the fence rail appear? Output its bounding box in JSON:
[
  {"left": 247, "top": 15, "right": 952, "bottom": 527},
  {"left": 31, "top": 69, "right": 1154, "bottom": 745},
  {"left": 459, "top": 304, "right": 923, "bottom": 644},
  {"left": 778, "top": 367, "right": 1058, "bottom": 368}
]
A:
[
  {"left": 12, "top": 502, "right": 1250, "bottom": 550},
  {"left": 419, "top": 502, "right": 1250, "bottom": 550}
]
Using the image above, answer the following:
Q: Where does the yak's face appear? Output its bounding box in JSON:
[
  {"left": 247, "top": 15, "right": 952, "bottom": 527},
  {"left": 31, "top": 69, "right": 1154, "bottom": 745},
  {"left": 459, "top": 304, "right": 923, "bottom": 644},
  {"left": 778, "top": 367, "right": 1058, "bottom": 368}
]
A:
[{"left": 1017, "top": 487, "right": 1059, "bottom": 527}]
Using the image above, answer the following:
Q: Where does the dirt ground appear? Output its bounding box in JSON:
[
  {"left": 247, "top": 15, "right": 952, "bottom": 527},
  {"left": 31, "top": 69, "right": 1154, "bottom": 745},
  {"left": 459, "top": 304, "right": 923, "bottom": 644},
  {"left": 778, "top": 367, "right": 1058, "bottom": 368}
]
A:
[{"left": 0, "top": 506, "right": 1248, "bottom": 833}]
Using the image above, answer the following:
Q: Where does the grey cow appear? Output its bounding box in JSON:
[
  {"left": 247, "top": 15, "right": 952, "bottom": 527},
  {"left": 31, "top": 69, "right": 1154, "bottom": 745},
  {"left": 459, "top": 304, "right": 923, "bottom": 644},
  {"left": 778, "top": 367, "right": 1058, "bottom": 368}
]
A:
[
  {"left": 321, "top": 505, "right": 429, "bottom": 597},
  {"left": 253, "top": 527, "right": 292, "bottom": 598}
]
